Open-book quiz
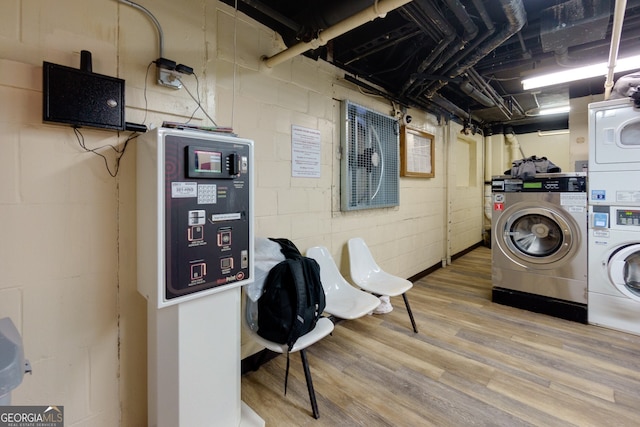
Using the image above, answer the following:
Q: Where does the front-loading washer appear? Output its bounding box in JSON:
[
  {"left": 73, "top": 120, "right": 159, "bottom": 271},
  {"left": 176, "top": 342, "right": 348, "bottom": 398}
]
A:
[
  {"left": 589, "top": 204, "right": 640, "bottom": 335},
  {"left": 491, "top": 173, "right": 588, "bottom": 323}
]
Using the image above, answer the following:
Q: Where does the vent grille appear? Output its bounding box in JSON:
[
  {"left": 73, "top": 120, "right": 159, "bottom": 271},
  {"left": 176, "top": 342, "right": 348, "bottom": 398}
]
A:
[{"left": 341, "top": 100, "right": 399, "bottom": 211}]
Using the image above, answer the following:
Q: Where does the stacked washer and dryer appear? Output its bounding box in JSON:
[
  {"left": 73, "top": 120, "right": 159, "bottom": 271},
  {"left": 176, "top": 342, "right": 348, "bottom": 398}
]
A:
[
  {"left": 588, "top": 98, "right": 640, "bottom": 336},
  {"left": 490, "top": 97, "right": 640, "bottom": 334}
]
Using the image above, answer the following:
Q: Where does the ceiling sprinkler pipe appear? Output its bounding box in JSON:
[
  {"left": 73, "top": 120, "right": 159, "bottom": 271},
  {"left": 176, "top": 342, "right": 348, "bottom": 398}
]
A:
[
  {"left": 605, "top": 0, "right": 628, "bottom": 100},
  {"left": 262, "top": 0, "right": 414, "bottom": 68}
]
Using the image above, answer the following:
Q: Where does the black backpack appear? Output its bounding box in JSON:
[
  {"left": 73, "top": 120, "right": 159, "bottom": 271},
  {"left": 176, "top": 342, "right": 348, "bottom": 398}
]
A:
[{"left": 257, "top": 238, "right": 326, "bottom": 351}]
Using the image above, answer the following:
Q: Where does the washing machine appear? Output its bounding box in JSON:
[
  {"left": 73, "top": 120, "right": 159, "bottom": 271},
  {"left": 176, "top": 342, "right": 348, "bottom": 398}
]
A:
[
  {"left": 588, "top": 97, "right": 640, "bottom": 206},
  {"left": 491, "top": 173, "right": 588, "bottom": 323},
  {"left": 588, "top": 205, "right": 640, "bottom": 335}
]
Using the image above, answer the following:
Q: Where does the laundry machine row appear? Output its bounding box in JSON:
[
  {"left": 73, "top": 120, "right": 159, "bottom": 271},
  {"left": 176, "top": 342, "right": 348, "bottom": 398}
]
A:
[
  {"left": 588, "top": 98, "right": 640, "bottom": 336},
  {"left": 491, "top": 173, "right": 588, "bottom": 323}
]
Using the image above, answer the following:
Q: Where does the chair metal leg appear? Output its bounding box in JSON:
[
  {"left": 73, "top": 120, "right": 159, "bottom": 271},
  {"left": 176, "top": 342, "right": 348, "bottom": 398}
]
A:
[
  {"left": 402, "top": 293, "right": 418, "bottom": 333},
  {"left": 299, "top": 349, "right": 320, "bottom": 419}
]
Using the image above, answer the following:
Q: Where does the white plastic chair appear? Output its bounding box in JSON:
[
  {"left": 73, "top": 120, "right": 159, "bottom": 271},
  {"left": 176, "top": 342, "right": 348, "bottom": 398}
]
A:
[
  {"left": 347, "top": 237, "right": 418, "bottom": 333},
  {"left": 243, "top": 292, "right": 334, "bottom": 419},
  {"left": 306, "top": 246, "right": 381, "bottom": 319}
]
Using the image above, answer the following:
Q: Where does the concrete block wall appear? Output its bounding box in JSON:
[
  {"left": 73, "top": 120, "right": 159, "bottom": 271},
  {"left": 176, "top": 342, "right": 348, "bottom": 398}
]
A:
[
  {"left": 450, "top": 132, "right": 485, "bottom": 255},
  {"left": 1, "top": 1, "right": 486, "bottom": 425}
]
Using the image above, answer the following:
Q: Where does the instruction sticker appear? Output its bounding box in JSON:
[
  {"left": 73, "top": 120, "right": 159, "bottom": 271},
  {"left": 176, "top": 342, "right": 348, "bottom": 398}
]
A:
[{"left": 560, "top": 193, "right": 586, "bottom": 206}]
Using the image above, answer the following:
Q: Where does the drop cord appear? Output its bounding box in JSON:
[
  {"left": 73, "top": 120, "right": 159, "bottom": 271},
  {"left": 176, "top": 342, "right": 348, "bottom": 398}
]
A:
[
  {"left": 177, "top": 74, "right": 218, "bottom": 126},
  {"left": 142, "top": 61, "right": 153, "bottom": 125},
  {"left": 73, "top": 127, "right": 139, "bottom": 177}
]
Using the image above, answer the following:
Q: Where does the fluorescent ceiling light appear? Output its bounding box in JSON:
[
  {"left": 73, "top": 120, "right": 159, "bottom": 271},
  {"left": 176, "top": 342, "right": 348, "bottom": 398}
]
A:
[
  {"left": 525, "top": 105, "right": 570, "bottom": 117},
  {"left": 538, "top": 105, "right": 570, "bottom": 115},
  {"left": 522, "top": 54, "right": 640, "bottom": 90}
]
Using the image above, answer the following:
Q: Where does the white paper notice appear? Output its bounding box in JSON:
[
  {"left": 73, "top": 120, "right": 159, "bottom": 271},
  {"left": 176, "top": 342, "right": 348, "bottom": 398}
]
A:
[{"left": 291, "top": 125, "right": 321, "bottom": 178}]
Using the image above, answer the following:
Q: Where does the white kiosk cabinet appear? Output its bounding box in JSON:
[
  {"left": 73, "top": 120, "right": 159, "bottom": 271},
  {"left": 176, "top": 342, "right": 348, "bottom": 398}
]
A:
[{"left": 136, "top": 127, "right": 263, "bottom": 427}]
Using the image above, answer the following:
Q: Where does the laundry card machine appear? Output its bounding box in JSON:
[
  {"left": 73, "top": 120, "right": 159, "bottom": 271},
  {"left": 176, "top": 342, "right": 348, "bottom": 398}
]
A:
[{"left": 136, "top": 127, "right": 262, "bottom": 427}]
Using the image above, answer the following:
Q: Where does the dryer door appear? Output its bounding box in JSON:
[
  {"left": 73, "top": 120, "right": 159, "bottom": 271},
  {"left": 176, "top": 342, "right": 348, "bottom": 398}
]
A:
[
  {"left": 608, "top": 244, "right": 640, "bottom": 302},
  {"left": 498, "top": 206, "right": 575, "bottom": 267},
  {"left": 594, "top": 105, "right": 640, "bottom": 165}
]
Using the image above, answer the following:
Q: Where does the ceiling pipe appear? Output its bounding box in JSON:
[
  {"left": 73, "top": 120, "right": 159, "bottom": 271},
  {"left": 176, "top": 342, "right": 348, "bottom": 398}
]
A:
[
  {"left": 470, "top": 0, "right": 495, "bottom": 32},
  {"left": 430, "top": 94, "right": 478, "bottom": 122},
  {"left": 443, "top": 0, "right": 478, "bottom": 42},
  {"left": 406, "top": 0, "right": 496, "bottom": 98},
  {"left": 399, "top": 0, "right": 457, "bottom": 97},
  {"left": 343, "top": 28, "right": 423, "bottom": 66},
  {"left": 424, "top": 0, "right": 526, "bottom": 98},
  {"left": 460, "top": 81, "right": 495, "bottom": 107},
  {"left": 262, "top": 0, "right": 414, "bottom": 68},
  {"left": 605, "top": 0, "right": 628, "bottom": 100}
]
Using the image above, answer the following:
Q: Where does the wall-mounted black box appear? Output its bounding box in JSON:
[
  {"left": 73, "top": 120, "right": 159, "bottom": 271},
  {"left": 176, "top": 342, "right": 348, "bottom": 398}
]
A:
[{"left": 43, "top": 61, "right": 125, "bottom": 131}]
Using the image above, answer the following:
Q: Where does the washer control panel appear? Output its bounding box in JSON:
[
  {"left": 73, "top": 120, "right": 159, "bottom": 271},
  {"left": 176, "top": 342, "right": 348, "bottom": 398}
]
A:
[
  {"left": 492, "top": 174, "right": 586, "bottom": 193},
  {"left": 591, "top": 205, "right": 640, "bottom": 231}
]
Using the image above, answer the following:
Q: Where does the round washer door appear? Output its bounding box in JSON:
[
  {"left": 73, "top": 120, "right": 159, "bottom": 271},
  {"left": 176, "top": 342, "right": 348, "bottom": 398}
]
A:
[
  {"left": 499, "top": 206, "right": 575, "bottom": 267},
  {"left": 608, "top": 244, "right": 640, "bottom": 302}
]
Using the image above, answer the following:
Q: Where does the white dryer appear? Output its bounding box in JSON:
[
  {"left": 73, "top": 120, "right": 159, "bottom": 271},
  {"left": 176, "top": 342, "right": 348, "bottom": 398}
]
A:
[
  {"left": 588, "top": 98, "right": 640, "bottom": 206},
  {"left": 589, "top": 205, "right": 640, "bottom": 335}
]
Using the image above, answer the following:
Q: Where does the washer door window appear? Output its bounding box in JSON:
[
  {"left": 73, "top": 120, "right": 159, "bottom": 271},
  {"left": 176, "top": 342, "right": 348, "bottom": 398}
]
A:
[
  {"left": 608, "top": 244, "right": 640, "bottom": 301},
  {"left": 502, "top": 207, "right": 573, "bottom": 265}
]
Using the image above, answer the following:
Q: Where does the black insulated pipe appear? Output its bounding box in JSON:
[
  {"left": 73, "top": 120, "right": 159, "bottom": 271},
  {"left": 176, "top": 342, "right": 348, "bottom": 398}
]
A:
[
  {"left": 399, "top": 0, "right": 457, "bottom": 96},
  {"left": 459, "top": 81, "right": 495, "bottom": 107},
  {"left": 425, "top": 0, "right": 527, "bottom": 98},
  {"left": 444, "top": 0, "right": 478, "bottom": 42}
]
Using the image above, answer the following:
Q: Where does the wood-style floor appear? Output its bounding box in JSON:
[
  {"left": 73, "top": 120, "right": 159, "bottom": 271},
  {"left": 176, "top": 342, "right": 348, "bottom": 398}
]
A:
[{"left": 241, "top": 247, "right": 640, "bottom": 426}]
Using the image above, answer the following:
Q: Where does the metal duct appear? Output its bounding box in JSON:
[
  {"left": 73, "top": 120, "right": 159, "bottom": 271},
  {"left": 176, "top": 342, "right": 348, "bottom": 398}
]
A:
[{"left": 539, "top": 0, "right": 611, "bottom": 53}]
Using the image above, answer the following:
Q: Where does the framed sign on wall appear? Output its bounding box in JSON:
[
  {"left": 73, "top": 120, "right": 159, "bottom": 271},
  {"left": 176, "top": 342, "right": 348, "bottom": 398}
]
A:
[{"left": 400, "top": 126, "right": 434, "bottom": 178}]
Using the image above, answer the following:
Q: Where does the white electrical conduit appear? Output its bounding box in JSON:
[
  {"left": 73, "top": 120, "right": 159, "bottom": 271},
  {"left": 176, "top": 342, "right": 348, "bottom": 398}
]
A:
[
  {"left": 117, "top": 0, "right": 165, "bottom": 58},
  {"left": 262, "top": 0, "right": 414, "bottom": 68},
  {"left": 604, "top": 0, "right": 628, "bottom": 100}
]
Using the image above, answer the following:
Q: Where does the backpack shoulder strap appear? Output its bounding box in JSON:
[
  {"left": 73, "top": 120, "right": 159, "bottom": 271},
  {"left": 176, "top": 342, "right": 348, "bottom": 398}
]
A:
[
  {"left": 269, "top": 238, "right": 302, "bottom": 260},
  {"left": 286, "top": 259, "right": 308, "bottom": 351}
]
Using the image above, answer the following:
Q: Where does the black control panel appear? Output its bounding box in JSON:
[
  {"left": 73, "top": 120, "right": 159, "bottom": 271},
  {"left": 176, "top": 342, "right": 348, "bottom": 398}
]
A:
[
  {"left": 163, "top": 134, "right": 251, "bottom": 301},
  {"left": 492, "top": 175, "right": 586, "bottom": 193}
]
